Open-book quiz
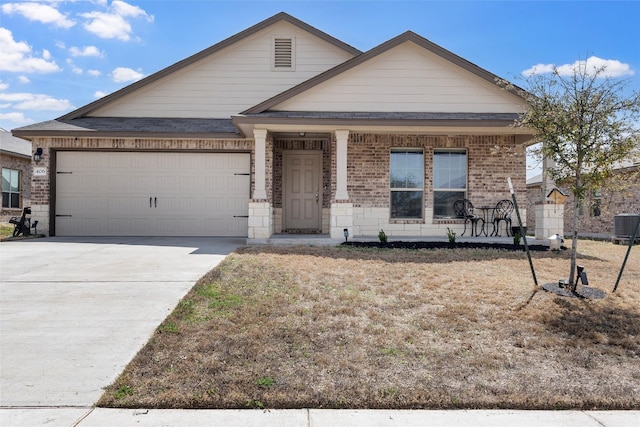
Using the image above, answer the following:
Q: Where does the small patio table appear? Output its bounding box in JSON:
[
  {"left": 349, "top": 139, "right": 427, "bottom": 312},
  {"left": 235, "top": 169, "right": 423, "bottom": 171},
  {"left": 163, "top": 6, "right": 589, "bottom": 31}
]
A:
[{"left": 477, "top": 206, "right": 497, "bottom": 237}]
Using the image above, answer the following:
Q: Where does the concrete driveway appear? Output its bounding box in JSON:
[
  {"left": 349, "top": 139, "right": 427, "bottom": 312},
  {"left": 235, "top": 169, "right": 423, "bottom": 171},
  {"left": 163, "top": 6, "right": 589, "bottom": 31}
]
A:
[{"left": 0, "top": 237, "right": 242, "bottom": 408}]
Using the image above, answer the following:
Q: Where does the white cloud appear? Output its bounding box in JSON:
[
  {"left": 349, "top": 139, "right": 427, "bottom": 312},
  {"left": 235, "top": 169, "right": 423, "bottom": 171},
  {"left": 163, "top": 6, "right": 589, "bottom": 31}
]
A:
[
  {"left": 18, "top": 76, "right": 30, "bottom": 84},
  {"left": 80, "top": 1, "right": 154, "bottom": 41},
  {"left": 111, "top": 67, "right": 144, "bottom": 83},
  {"left": 1, "top": 2, "right": 75, "bottom": 29},
  {"left": 0, "top": 28, "right": 61, "bottom": 73},
  {"left": 0, "top": 92, "right": 74, "bottom": 111},
  {"left": 0, "top": 80, "right": 8, "bottom": 91},
  {"left": 94, "top": 90, "right": 109, "bottom": 98},
  {"left": 69, "top": 45, "right": 103, "bottom": 57},
  {"left": 522, "top": 56, "right": 634, "bottom": 78},
  {"left": 66, "top": 58, "right": 83, "bottom": 74},
  {"left": 88, "top": 69, "right": 102, "bottom": 77},
  {"left": 0, "top": 112, "right": 31, "bottom": 125},
  {"left": 112, "top": 0, "right": 153, "bottom": 21}
]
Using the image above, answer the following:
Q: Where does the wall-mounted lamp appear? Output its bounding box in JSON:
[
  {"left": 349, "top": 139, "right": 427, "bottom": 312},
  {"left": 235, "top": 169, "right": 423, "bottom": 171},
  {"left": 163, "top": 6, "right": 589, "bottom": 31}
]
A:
[
  {"left": 343, "top": 228, "right": 349, "bottom": 243},
  {"left": 33, "top": 147, "right": 43, "bottom": 163},
  {"left": 299, "top": 131, "right": 306, "bottom": 137}
]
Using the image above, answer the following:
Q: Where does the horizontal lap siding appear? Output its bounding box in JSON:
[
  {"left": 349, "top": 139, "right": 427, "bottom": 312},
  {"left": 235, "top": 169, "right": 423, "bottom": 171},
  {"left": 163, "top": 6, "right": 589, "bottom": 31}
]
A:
[
  {"left": 92, "top": 22, "right": 355, "bottom": 118},
  {"left": 275, "top": 42, "right": 524, "bottom": 113}
]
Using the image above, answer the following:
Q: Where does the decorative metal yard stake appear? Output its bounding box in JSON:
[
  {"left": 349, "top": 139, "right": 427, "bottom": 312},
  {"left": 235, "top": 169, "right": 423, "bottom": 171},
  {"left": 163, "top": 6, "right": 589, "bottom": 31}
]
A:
[
  {"left": 613, "top": 215, "right": 640, "bottom": 293},
  {"left": 508, "top": 177, "right": 538, "bottom": 287}
]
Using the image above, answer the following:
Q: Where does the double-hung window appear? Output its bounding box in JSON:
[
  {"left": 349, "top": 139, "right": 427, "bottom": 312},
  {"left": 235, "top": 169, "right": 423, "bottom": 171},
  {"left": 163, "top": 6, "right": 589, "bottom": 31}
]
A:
[
  {"left": 390, "top": 149, "right": 424, "bottom": 219},
  {"left": 433, "top": 151, "right": 467, "bottom": 218},
  {"left": 2, "top": 168, "right": 20, "bottom": 209}
]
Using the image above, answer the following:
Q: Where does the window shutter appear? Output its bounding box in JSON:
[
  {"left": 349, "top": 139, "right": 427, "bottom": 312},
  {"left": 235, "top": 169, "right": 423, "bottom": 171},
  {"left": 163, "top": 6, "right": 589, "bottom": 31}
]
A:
[{"left": 274, "top": 38, "right": 292, "bottom": 68}]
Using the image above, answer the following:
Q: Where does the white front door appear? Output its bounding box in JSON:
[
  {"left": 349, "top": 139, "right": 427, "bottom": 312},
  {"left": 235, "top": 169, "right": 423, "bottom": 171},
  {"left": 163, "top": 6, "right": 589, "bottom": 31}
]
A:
[{"left": 283, "top": 151, "right": 322, "bottom": 232}]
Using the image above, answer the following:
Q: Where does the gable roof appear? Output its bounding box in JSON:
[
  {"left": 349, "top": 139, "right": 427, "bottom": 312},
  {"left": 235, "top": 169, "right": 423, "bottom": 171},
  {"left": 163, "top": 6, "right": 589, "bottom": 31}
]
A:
[
  {"left": 241, "top": 31, "right": 526, "bottom": 115},
  {"left": 57, "top": 12, "right": 362, "bottom": 121}
]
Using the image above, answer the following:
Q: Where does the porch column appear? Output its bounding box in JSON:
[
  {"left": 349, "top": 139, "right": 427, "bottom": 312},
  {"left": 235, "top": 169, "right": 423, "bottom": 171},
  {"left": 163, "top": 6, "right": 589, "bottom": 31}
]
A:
[
  {"left": 253, "top": 129, "right": 268, "bottom": 200},
  {"left": 334, "top": 129, "right": 349, "bottom": 201}
]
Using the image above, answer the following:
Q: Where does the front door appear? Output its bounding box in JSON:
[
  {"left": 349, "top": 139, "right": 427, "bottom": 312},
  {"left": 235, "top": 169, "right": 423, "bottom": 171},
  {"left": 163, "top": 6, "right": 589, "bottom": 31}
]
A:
[{"left": 283, "top": 151, "right": 322, "bottom": 232}]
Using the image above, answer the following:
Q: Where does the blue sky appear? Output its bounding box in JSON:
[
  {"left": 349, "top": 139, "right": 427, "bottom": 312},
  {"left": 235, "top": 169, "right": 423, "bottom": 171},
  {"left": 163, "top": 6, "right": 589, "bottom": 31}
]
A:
[{"left": 1, "top": 0, "right": 639, "bottom": 175}]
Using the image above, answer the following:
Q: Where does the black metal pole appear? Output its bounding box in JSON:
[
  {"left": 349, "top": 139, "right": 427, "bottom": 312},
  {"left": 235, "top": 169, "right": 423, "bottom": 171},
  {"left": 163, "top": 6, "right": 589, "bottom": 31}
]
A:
[
  {"left": 508, "top": 178, "right": 538, "bottom": 287},
  {"left": 613, "top": 215, "right": 640, "bottom": 293}
]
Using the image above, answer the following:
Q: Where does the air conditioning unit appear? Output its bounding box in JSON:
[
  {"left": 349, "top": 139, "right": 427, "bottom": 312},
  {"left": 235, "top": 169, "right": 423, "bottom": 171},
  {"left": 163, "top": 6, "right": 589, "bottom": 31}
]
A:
[{"left": 614, "top": 213, "right": 640, "bottom": 238}]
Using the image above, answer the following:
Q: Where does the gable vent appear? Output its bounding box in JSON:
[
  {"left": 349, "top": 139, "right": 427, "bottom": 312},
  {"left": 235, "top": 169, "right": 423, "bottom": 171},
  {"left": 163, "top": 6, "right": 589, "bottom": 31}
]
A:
[{"left": 274, "top": 38, "right": 293, "bottom": 68}]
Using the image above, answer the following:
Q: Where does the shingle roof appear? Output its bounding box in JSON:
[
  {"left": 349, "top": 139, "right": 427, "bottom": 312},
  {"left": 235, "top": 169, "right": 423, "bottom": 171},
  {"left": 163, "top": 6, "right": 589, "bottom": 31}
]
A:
[
  {"left": 243, "top": 111, "right": 520, "bottom": 121},
  {"left": 13, "top": 118, "right": 240, "bottom": 138},
  {"left": 0, "top": 130, "right": 31, "bottom": 157}
]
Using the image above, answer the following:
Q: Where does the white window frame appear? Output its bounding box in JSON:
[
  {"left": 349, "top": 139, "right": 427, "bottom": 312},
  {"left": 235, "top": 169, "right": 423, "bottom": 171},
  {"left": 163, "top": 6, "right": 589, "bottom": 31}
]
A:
[
  {"left": 433, "top": 150, "right": 468, "bottom": 219},
  {"left": 390, "top": 148, "right": 424, "bottom": 219},
  {"left": 2, "top": 168, "right": 20, "bottom": 209}
]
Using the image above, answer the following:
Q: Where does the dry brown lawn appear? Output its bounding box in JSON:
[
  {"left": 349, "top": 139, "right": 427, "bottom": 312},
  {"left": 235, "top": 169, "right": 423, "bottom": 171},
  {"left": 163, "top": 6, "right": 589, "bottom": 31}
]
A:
[{"left": 99, "top": 240, "right": 640, "bottom": 410}]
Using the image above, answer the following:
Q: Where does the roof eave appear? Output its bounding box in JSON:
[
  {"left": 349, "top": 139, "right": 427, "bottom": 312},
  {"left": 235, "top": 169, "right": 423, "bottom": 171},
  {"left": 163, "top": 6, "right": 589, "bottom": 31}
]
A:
[
  {"left": 232, "top": 115, "right": 536, "bottom": 140},
  {"left": 12, "top": 129, "right": 243, "bottom": 140}
]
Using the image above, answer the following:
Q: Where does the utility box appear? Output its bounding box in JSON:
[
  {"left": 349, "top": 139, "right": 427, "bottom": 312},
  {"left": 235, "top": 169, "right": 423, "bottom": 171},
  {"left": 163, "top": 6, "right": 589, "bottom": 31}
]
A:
[{"left": 614, "top": 213, "right": 640, "bottom": 238}]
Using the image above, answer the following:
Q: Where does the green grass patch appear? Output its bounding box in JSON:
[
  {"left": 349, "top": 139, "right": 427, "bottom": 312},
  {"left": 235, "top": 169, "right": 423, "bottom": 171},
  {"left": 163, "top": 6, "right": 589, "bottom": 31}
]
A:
[{"left": 197, "top": 283, "right": 243, "bottom": 312}]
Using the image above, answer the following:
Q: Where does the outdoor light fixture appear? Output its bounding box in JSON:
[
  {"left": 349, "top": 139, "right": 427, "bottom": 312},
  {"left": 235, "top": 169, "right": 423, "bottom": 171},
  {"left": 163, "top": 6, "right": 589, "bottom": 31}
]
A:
[
  {"left": 33, "top": 147, "right": 43, "bottom": 163},
  {"left": 299, "top": 131, "right": 306, "bottom": 137},
  {"left": 343, "top": 228, "right": 349, "bottom": 243}
]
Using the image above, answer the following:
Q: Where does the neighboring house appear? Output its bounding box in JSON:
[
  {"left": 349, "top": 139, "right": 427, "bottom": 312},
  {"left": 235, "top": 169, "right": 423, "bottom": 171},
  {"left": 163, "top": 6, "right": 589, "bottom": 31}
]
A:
[
  {"left": 12, "top": 12, "right": 534, "bottom": 240},
  {"left": 527, "top": 159, "right": 640, "bottom": 237},
  {"left": 1, "top": 129, "right": 32, "bottom": 223}
]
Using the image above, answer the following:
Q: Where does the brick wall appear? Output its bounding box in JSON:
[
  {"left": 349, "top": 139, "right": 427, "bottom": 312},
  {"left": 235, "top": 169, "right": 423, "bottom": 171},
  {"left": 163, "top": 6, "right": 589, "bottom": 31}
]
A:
[
  {"left": 272, "top": 137, "right": 331, "bottom": 208},
  {"left": 347, "top": 133, "right": 526, "bottom": 214},
  {"left": 0, "top": 152, "right": 32, "bottom": 222},
  {"left": 527, "top": 165, "right": 640, "bottom": 236}
]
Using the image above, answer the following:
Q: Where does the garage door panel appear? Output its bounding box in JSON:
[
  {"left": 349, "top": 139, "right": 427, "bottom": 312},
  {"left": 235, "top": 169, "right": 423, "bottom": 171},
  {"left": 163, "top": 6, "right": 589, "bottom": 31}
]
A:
[{"left": 56, "top": 152, "right": 250, "bottom": 237}]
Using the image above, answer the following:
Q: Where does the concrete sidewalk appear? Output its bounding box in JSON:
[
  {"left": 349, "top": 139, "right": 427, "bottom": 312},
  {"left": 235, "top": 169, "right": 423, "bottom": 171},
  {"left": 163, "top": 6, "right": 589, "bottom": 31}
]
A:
[{"left": 1, "top": 408, "right": 638, "bottom": 426}]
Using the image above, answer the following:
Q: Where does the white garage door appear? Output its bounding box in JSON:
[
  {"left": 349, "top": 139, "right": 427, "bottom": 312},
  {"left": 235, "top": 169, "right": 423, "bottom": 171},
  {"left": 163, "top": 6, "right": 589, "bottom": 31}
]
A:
[{"left": 55, "top": 152, "right": 250, "bottom": 236}]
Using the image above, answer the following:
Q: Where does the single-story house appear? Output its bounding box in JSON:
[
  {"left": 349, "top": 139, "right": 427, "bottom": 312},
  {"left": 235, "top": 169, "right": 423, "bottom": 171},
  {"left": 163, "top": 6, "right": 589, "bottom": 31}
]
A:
[
  {"left": 527, "top": 159, "right": 640, "bottom": 237},
  {"left": 12, "top": 12, "right": 535, "bottom": 241},
  {"left": 1, "top": 129, "right": 32, "bottom": 223}
]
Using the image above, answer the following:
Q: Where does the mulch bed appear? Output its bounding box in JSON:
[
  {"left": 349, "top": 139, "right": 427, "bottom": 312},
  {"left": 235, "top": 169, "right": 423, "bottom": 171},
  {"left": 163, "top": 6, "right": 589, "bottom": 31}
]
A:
[
  {"left": 542, "top": 282, "right": 607, "bottom": 299},
  {"left": 343, "top": 241, "right": 551, "bottom": 251}
]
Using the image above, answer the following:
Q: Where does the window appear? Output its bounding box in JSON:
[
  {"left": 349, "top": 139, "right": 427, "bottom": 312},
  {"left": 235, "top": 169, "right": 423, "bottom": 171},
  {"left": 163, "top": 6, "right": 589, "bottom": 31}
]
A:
[
  {"left": 273, "top": 37, "right": 294, "bottom": 70},
  {"left": 433, "top": 151, "right": 467, "bottom": 218},
  {"left": 591, "top": 190, "right": 602, "bottom": 217},
  {"left": 390, "top": 149, "right": 424, "bottom": 219},
  {"left": 2, "top": 168, "right": 20, "bottom": 209}
]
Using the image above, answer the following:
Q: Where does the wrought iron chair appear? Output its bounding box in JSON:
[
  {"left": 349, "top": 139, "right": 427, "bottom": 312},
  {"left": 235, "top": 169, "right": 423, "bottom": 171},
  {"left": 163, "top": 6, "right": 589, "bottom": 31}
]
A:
[
  {"left": 492, "top": 199, "right": 514, "bottom": 236},
  {"left": 453, "top": 199, "right": 483, "bottom": 237}
]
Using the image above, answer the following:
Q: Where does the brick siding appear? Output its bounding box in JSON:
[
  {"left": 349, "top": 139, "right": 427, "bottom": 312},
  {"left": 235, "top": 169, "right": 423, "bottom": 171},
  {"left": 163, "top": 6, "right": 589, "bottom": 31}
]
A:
[
  {"left": 526, "top": 166, "right": 640, "bottom": 236},
  {"left": 347, "top": 133, "right": 526, "bottom": 214},
  {"left": 0, "top": 152, "right": 32, "bottom": 222}
]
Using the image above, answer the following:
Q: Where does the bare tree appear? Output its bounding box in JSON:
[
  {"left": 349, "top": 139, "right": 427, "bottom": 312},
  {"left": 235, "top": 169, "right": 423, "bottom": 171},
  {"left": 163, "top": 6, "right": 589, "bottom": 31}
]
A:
[{"left": 502, "top": 62, "right": 640, "bottom": 291}]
